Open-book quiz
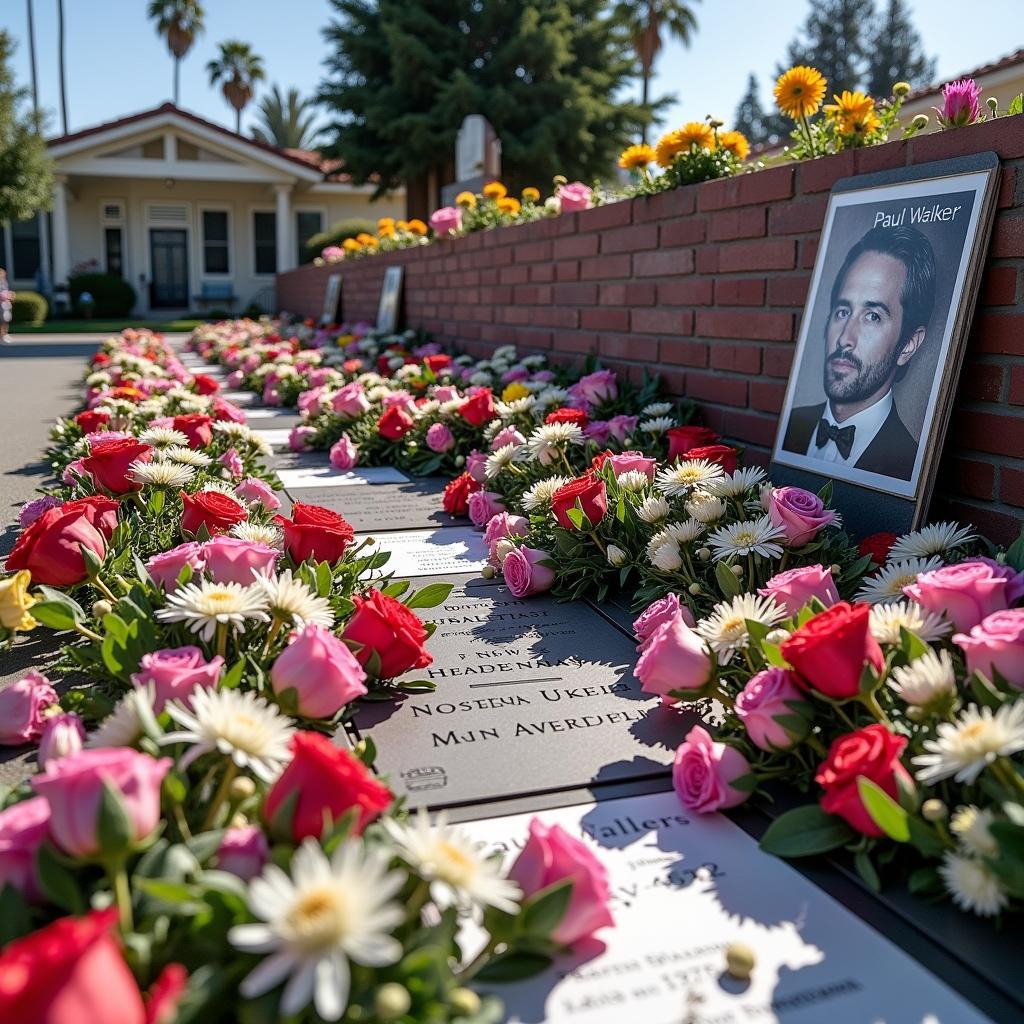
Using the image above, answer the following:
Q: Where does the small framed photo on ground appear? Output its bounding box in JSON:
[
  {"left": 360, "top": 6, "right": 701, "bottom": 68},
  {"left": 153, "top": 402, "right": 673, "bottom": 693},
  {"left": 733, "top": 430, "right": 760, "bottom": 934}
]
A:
[
  {"left": 319, "top": 272, "right": 342, "bottom": 326},
  {"left": 771, "top": 152, "right": 1000, "bottom": 535},
  {"left": 376, "top": 265, "right": 404, "bottom": 334}
]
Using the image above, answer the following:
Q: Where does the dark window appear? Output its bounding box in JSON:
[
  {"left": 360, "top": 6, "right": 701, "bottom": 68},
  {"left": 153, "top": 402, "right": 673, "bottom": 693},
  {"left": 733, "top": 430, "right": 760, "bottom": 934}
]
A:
[
  {"left": 0, "top": 222, "right": 7, "bottom": 277},
  {"left": 11, "top": 216, "right": 40, "bottom": 281},
  {"left": 203, "top": 211, "right": 230, "bottom": 274},
  {"left": 253, "top": 211, "right": 276, "bottom": 274},
  {"left": 104, "top": 227, "right": 124, "bottom": 277},
  {"left": 296, "top": 210, "right": 323, "bottom": 265}
]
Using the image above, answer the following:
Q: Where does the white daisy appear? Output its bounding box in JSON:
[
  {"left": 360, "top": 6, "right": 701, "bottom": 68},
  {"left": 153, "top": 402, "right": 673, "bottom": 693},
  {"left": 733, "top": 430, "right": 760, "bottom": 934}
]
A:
[
  {"left": 869, "top": 601, "right": 951, "bottom": 645},
  {"left": 163, "top": 445, "right": 214, "bottom": 468},
  {"left": 162, "top": 686, "right": 295, "bottom": 782},
  {"left": 437, "top": 398, "right": 465, "bottom": 418},
  {"left": 855, "top": 556, "right": 944, "bottom": 605},
  {"left": 704, "top": 467, "right": 767, "bottom": 499},
  {"left": 526, "top": 423, "right": 584, "bottom": 465},
  {"left": 646, "top": 521, "right": 704, "bottom": 558},
  {"left": 536, "top": 387, "right": 570, "bottom": 408},
  {"left": 641, "top": 402, "right": 673, "bottom": 417},
  {"left": 520, "top": 476, "right": 570, "bottom": 512},
  {"left": 495, "top": 395, "right": 536, "bottom": 417},
  {"left": 913, "top": 702, "right": 1024, "bottom": 785},
  {"left": 656, "top": 459, "right": 724, "bottom": 497},
  {"left": 639, "top": 415, "right": 675, "bottom": 433},
  {"left": 484, "top": 444, "right": 522, "bottom": 479},
  {"left": 889, "top": 522, "right": 977, "bottom": 561},
  {"left": 385, "top": 811, "right": 520, "bottom": 913},
  {"left": 697, "top": 594, "right": 785, "bottom": 660},
  {"left": 615, "top": 470, "right": 651, "bottom": 493},
  {"left": 87, "top": 684, "right": 156, "bottom": 749},
  {"left": 232, "top": 521, "right": 284, "bottom": 548},
  {"left": 939, "top": 853, "right": 1008, "bottom": 917},
  {"left": 950, "top": 806, "right": 999, "bottom": 858},
  {"left": 707, "top": 517, "right": 787, "bottom": 561},
  {"left": 649, "top": 541, "right": 683, "bottom": 572},
  {"left": 230, "top": 839, "right": 404, "bottom": 1021},
  {"left": 139, "top": 427, "right": 190, "bottom": 448},
  {"left": 129, "top": 460, "right": 196, "bottom": 489},
  {"left": 888, "top": 650, "right": 957, "bottom": 707},
  {"left": 636, "top": 494, "right": 670, "bottom": 524},
  {"left": 256, "top": 569, "right": 334, "bottom": 629},
  {"left": 157, "top": 579, "right": 270, "bottom": 640},
  {"left": 214, "top": 421, "right": 256, "bottom": 442},
  {"left": 685, "top": 493, "right": 727, "bottom": 524}
]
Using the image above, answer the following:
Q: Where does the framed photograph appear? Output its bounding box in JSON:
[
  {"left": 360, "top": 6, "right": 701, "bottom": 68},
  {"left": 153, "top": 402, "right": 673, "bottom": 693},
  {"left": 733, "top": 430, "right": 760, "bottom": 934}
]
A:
[
  {"left": 376, "top": 265, "right": 404, "bottom": 334},
  {"left": 319, "top": 273, "right": 342, "bottom": 326},
  {"left": 771, "top": 152, "right": 1000, "bottom": 534}
]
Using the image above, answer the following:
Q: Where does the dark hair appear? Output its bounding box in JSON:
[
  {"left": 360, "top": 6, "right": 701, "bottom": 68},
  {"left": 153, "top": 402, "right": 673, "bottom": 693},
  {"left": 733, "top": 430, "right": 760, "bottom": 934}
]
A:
[{"left": 829, "top": 225, "right": 937, "bottom": 349}]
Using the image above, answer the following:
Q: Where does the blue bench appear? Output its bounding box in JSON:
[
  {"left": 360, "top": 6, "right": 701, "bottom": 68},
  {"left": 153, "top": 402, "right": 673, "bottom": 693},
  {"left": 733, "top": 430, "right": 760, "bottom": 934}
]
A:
[{"left": 193, "top": 282, "right": 238, "bottom": 310}]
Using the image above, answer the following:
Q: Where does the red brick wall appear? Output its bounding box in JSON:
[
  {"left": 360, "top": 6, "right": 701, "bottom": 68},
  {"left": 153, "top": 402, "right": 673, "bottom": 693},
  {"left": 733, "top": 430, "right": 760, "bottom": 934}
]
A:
[{"left": 278, "top": 118, "right": 1024, "bottom": 542}]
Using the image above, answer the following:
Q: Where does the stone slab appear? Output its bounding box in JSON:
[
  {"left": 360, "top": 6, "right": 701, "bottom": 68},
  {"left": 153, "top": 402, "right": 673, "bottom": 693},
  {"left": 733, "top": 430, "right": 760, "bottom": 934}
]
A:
[
  {"left": 285, "top": 478, "right": 457, "bottom": 532},
  {"left": 355, "top": 529, "right": 488, "bottom": 578},
  {"left": 278, "top": 463, "right": 410, "bottom": 489}
]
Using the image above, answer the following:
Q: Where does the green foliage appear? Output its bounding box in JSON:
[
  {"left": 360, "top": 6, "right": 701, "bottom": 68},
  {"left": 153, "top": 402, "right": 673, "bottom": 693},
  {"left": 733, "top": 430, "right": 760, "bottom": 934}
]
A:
[
  {"left": 68, "top": 273, "right": 137, "bottom": 317},
  {"left": 251, "top": 84, "right": 322, "bottom": 149},
  {"left": 304, "top": 218, "right": 376, "bottom": 262},
  {"left": 865, "top": 0, "right": 936, "bottom": 99},
  {"left": 733, "top": 73, "right": 771, "bottom": 146},
  {"left": 10, "top": 289, "right": 48, "bottom": 325},
  {"left": 318, "top": 0, "right": 647, "bottom": 196},
  {"left": 759, "top": 805, "right": 857, "bottom": 857}
]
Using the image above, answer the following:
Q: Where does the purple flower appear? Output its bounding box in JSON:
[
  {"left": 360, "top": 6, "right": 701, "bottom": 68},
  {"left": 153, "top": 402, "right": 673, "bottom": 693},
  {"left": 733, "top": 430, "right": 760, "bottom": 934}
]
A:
[
  {"left": 19, "top": 496, "right": 62, "bottom": 528},
  {"left": 935, "top": 78, "right": 982, "bottom": 128}
]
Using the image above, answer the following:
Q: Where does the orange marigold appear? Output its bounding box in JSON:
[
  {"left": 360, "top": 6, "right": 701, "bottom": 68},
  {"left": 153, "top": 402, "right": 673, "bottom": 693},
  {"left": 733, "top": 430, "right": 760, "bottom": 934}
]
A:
[
  {"left": 718, "top": 130, "right": 750, "bottom": 161},
  {"left": 497, "top": 196, "right": 521, "bottom": 215},
  {"left": 618, "top": 143, "right": 656, "bottom": 169},
  {"left": 774, "top": 66, "right": 827, "bottom": 119},
  {"left": 342, "top": 238, "right": 361, "bottom": 252},
  {"left": 521, "top": 186, "right": 541, "bottom": 202},
  {"left": 406, "top": 219, "right": 428, "bottom": 235},
  {"left": 377, "top": 217, "right": 395, "bottom": 230},
  {"left": 677, "top": 121, "right": 716, "bottom": 150},
  {"left": 482, "top": 181, "right": 507, "bottom": 200},
  {"left": 455, "top": 191, "right": 477, "bottom": 208}
]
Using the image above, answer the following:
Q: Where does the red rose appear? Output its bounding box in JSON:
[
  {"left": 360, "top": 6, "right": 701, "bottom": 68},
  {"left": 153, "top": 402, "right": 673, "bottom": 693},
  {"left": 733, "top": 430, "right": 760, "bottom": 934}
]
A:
[
  {"left": 683, "top": 444, "right": 738, "bottom": 474},
  {"left": 667, "top": 425, "right": 719, "bottom": 460},
  {"left": 423, "top": 354, "right": 452, "bottom": 374},
  {"left": 91, "top": 352, "right": 111, "bottom": 367},
  {"left": 210, "top": 397, "right": 245, "bottom": 424},
  {"left": 342, "top": 588, "right": 432, "bottom": 678},
  {"left": 81, "top": 439, "right": 153, "bottom": 495},
  {"left": 264, "top": 731, "right": 393, "bottom": 841},
  {"left": 443, "top": 472, "right": 480, "bottom": 516},
  {"left": 781, "top": 601, "right": 884, "bottom": 699},
  {"left": 816, "top": 725, "right": 913, "bottom": 836},
  {"left": 280, "top": 502, "right": 355, "bottom": 564},
  {"left": 377, "top": 406, "right": 414, "bottom": 441},
  {"left": 191, "top": 373, "right": 220, "bottom": 396},
  {"left": 63, "top": 495, "right": 120, "bottom": 539},
  {"left": 171, "top": 414, "right": 214, "bottom": 449},
  {"left": 73, "top": 410, "right": 110, "bottom": 434},
  {"left": 545, "top": 407, "right": 589, "bottom": 428},
  {"left": 551, "top": 475, "right": 608, "bottom": 530},
  {"left": 858, "top": 532, "right": 898, "bottom": 566},
  {"left": 590, "top": 449, "right": 615, "bottom": 472},
  {"left": 179, "top": 490, "right": 247, "bottom": 536},
  {"left": 6, "top": 502, "right": 109, "bottom": 586},
  {"left": 459, "top": 389, "right": 497, "bottom": 427}
]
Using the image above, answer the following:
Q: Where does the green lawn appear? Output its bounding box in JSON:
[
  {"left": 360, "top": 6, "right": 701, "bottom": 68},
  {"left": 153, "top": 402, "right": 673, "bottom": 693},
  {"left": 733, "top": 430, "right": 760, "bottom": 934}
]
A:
[{"left": 11, "top": 318, "right": 205, "bottom": 334}]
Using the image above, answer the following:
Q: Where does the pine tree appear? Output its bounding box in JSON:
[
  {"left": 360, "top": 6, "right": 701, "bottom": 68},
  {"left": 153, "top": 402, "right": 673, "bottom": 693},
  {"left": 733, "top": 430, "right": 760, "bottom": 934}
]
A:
[
  {"left": 733, "top": 73, "right": 771, "bottom": 144},
  {"left": 777, "top": 0, "right": 875, "bottom": 94},
  {"left": 866, "top": 0, "right": 936, "bottom": 97}
]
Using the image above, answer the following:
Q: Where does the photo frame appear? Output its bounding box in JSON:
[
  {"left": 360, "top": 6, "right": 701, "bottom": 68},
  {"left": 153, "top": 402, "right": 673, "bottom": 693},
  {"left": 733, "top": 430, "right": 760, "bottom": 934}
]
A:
[
  {"left": 376, "top": 265, "right": 404, "bottom": 334},
  {"left": 770, "top": 152, "right": 1001, "bottom": 536},
  {"left": 319, "top": 272, "right": 342, "bottom": 326}
]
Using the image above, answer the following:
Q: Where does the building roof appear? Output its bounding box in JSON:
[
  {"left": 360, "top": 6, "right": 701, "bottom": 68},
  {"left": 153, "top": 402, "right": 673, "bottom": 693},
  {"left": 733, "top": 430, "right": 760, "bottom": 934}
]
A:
[{"left": 907, "top": 48, "right": 1024, "bottom": 102}]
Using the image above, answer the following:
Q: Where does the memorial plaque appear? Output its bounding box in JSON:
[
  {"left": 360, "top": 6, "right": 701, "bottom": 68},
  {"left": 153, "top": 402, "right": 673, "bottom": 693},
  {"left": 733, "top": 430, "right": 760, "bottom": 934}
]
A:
[
  {"left": 278, "top": 463, "right": 409, "bottom": 489},
  {"left": 252, "top": 428, "right": 294, "bottom": 449},
  {"left": 353, "top": 575, "right": 680, "bottom": 809},
  {"left": 284, "top": 479, "right": 457, "bottom": 532},
  {"left": 222, "top": 390, "right": 256, "bottom": 406},
  {"left": 354, "top": 529, "right": 488, "bottom": 578},
  {"left": 460, "top": 790, "right": 994, "bottom": 1024},
  {"left": 243, "top": 407, "right": 299, "bottom": 423},
  {"left": 589, "top": 590, "right": 640, "bottom": 636}
]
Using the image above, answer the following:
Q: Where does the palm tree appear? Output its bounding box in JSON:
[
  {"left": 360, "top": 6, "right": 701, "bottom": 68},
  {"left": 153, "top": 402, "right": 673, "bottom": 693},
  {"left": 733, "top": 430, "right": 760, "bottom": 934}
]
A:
[
  {"left": 207, "top": 40, "right": 265, "bottom": 134},
  {"left": 56, "top": 0, "right": 68, "bottom": 133},
  {"left": 613, "top": 0, "right": 700, "bottom": 144},
  {"left": 147, "top": 1, "right": 205, "bottom": 106},
  {"left": 251, "top": 85, "right": 322, "bottom": 149}
]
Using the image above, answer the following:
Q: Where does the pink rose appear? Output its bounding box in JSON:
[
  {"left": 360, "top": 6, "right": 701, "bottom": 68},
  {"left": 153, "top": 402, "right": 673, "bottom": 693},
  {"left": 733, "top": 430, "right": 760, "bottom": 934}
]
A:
[
  {"left": 288, "top": 425, "right": 316, "bottom": 452},
  {"left": 0, "top": 797, "right": 50, "bottom": 901},
  {"left": 509, "top": 819, "right": 614, "bottom": 946},
  {"left": 227, "top": 369, "right": 244, "bottom": 389},
  {"left": 234, "top": 476, "right": 281, "bottom": 511},
  {"left": 484, "top": 512, "right": 529, "bottom": 566},
  {"left": 954, "top": 608, "right": 1024, "bottom": 689},
  {"left": 215, "top": 825, "right": 269, "bottom": 881},
  {"left": 558, "top": 181, "right": 594, "bottom": 213},
  {"left": 758, "top": 564, "right": 839, "bottom": 616},
  {"left": 466, "top": 449, "right": 488, "bottom": 483},
  {"left": 297, "top": 385, "right": 325, "bottom": 416},
  {"left": 634, "top": 615, "right": 711, "bottom": 702},
  {"left": 490, "top": 426, "right": 526, "bottom": 451},
  {"left": 673, "top": 725, "right": 750, "bottom": 813},
  {"left": 607, "top": 414, "right": 638, "bottom": 444},
  {"left": 219, "top": 448, "right": 244, "bottom": 479},
  {"left": 130, "top": 646, "right": 224, "bottom": 711},
  {"left": 632, "top": 593, "right": 695, "bottom": 648},
  {"left": 608, "top": 451, "right": 657, "bottom": 480},
  {"left": 329, "top": 435, "right": 360, "bottom": 470},
  {"left": 37, "top": 713, "right": 86, "bottom": 769},
  {"left": 905, "top": 560, "right": 1011, "bottom": 632},
  {"left": 468, "top": 490, "right": 506, "bottom": 528},
  {"left": 429, "top": 206, "right": 462, "bottom": 235},
  {"left": 201, "top": 536, "right": 278, "bottom": 585},
  {"left": 433, "top": 385, "right": 460, "bottom": 403},
  {"left": 735, "top": 668, "right": 810, "bottom": 751},
  {"left": 0, "top": 670, "right": 59, "bottom": 745},
  {"left": 426, "top": 423, "right": 456, "bottom": 453},
  {"left": 973, "top": 557, "right": 1024, "bottom": 604},
  {"left": 503, "top": 546, "right": 555, "bottom": 597},
  {"left": 768, "top": 486, "right": 835, "bottom": 546},
  {"left": 271, "top": 624, "right": 367, "bottom": 718},
  {"left": 63, "top": 457, "right": 92, "bottom": 487},
  {"left": 32, "top": 747, "right": 172, "bottom": 858},
  {"left": 145, "top": 541, "right": 206, "bottom": 591},
  {"left": 262, "top": 384, "right": 281, "bottom": 406},
  {"left": 575, "top": 368, "right": 616, "bottom": 404},
  {"left": 19, "top": 495, "right": 61, "bottom": 527}
]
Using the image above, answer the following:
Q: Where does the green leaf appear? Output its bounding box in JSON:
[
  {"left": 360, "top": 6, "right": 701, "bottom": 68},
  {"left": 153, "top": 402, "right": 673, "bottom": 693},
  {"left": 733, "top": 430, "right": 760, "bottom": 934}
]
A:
[
  {"left": 381, "top": 580, "right": 411, "bottom": 598},
  {"left": 35, "top": 844, "right": 86, "bottom": 913},
  {"left": 405, "top": 582, "right": 454, "bottom": 609},
  {"left": 854, "top": 850, "right": 881, "bottom": 892},
  {"left": 31, "top": 600, "right": 83, "bottom": 631},
  {"left": 715, "top": 560, "right": 742, "bottom": 598},
  {"left": 0, "top": 883, "right": 31, "bottom": 945},
  {"left": 759, "top": 805, "right": 856, "bottom": 857},
  {"left": 522, "top": 879, "right": 573, "bottom": 936},
  {"left": 898, "top": 626, "right": 930, "bottom": 662},
  {"left": 102, "top": 613, "right": 130, "bottom": 645},
  {"left": 475, "top": 951, "right": 554, "bottom": 983},
  {"left": 80, "top": 543, "right": 104, "bottom": 578},
  {"left": 97, "top": 780, "right": 135, "bottom": 855},
  {"left": 315, "top": 560, "right": 334, "bottom": 597},
  {"left": 762, "top": 640, "right": 787, "bottom": 668},
  {"left": 906, "top": 816, "right": 947, "bottom": 858},
  {"left": 220, "top": 659, "right": 245, "bottom": 690},
  {"left": 856, "top": 777, "right": 910, "bottom": 842},
  {"left": 566, "top": 506, "right": 588, "bottom": 531}
]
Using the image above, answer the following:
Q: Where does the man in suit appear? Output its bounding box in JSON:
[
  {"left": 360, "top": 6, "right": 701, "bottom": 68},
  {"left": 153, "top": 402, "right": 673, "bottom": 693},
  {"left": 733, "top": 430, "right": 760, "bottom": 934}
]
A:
[{"left": 782, "top": 225, "right": 936, "bottom": 481}]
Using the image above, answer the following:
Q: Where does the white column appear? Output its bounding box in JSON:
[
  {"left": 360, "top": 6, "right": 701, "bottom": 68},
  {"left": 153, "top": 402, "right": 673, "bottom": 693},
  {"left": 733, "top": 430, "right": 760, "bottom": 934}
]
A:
[
  {"left": 275, "top": 184, "right": 294, "bottom": 273},
  {"left": 52, "top": 175, "right": 71, "bottom": 286}
]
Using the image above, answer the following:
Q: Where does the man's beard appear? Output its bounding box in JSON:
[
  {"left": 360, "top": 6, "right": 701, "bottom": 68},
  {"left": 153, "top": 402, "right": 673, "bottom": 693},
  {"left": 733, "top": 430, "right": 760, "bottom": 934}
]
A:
[{"left": 823, "top": 345, "right": 900, "bottom": 404}]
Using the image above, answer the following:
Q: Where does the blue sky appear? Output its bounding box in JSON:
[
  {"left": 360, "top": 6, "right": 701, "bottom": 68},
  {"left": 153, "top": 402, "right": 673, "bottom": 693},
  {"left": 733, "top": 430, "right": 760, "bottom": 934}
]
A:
[{"left": 2, "top": 0, "right": 1020, "bottom": 142}]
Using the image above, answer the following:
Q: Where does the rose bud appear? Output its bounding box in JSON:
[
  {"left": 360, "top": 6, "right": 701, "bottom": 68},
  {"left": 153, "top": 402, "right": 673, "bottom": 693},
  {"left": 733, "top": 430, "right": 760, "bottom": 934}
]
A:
[
  {"left": 758, "top": 564, "right": 839, "bottom": 617},
  {"left": 954, "top": 608, "right": 1024, "bottom": 689},
  {"left": 342, "top": 589, "right": 432, "bottom": 678},
  {"left": 0, "top": 670, "right": 59, "bottom": 745},
  {"left": 280, "top": 502, "right": 355, "bottom": 565},
  {"left": 673, "top": 725, "right": 751, "bottom": 813},
  {"left": 634, "top": 615, "right": 712, "bottom": 702},
  {"left": 735, "top": 668, "right": 810, "bottom": 751},
  {"left": 551, "top": 476, "right": 608, "bottom": 531},
  {"left": 768, "top": 486, "right": 835, "bottom": 546},
  {"left": 215, "top": 825, "right": 269, "bottom": 881},
  {"left": 0, "top": 796, "right": 50, "bottom": 900},
  {"left": 904, "top": 560, "right": 1012, "bottom": 632},
  {"left": 130, "top": 646, "right": 224, "bottom": 711},
  {"left": 179, "top": 490, "right": 248, "bottom": 537},
  {"left": 37, "top": 712, "right": 86, "bottom": 768},
  {"left": 271, "top": 624, "right": 367, "bottom": 718},
  {"left": 502, "top": 546, "right": 556, "bottom": 597}
]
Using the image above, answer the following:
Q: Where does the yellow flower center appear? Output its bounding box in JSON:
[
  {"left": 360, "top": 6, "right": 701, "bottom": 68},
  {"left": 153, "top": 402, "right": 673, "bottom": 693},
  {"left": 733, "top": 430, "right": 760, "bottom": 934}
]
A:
[
  {"left": 719, "top": 616, "right": 747, "bottom": 641},
  {"left": 287, "top": 886, "right": 349, "bottom": 949}
]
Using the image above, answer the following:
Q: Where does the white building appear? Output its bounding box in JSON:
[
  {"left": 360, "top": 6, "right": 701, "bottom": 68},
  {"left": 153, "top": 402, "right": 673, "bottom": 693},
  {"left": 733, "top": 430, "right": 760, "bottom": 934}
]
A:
[{"left": 2, "top": 103, "right": 403, "bottom": 316}]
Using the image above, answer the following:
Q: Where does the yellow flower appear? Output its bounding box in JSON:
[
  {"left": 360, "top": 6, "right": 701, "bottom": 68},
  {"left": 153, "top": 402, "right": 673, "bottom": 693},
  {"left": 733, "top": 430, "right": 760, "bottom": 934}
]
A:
[
  {"left": 406, "top": 219, "right": 428, "bottom": 235},
  {"left": 0, "top": 570, "right": 38, "bottom": 632},
  {"left": 678, "top": 121, "right": 716, "bottom": 150},
  {"left": 655, "top": 123, "right": 714, "bottom": 167},
  {"left": 718, "top": 130, "right": 750, "bottom": 161},
  {"left": 377, "top": 217, "right": 395, "bottom": 231},
  {"left": 774, "top": 65, "right": 827, "bottom": 119},
  {"left": 342, "top": 238, "right": 361, "bottom": 252},
  {"left": 618, "top": 143, "right": 656, "bottom": 169},
  {"left": 378, "top": 222, "right": 396, "bottom": 238},
  {"left": 363, "top": 236, "right": 379, "bottom": 248},
  {"left": 355, "top": 232, "right": 374, "bottom": 245},
  {"left": 455, "top": 191, "right": 477, "bottom": 208},
  {"left": 655, "top": 130, "right": 687, "bottom": 167},
  {"left": 824, "top": 90, "right": 873, "bottom": 122},
  {"left": 395, "top": 219, "right": 410, "bottom": 231},
  {"left": 482, "top": 181, "right": 507, "bottom": 200},
  {"left": 521, "top": 186, "right": 541, "bottom": 203},
  {"left": 502, "top": 382, "right": 531, "bottom": 402},
  {"left": 839, "top": 108, "right": 882, "bottom": 137},
  {"left": 497, "top": 196, "right": 521, "bottom": 215}
]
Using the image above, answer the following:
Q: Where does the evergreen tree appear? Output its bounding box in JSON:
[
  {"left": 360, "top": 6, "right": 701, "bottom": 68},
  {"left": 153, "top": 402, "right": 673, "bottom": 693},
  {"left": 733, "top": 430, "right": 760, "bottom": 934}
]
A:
[
  {"left": 733, "top": 73, "right": 771, "bottom": 144},
  {"left": 866, "top": 0, "right": 936, "bottom": 97},
  {"left": 778, "top": 0, "right": 875, "bottom": 94},
  {"left": 0, "top": 30, "right": 52, "bottom": 224},
  {"left": 318, "top": 0, "right": 645, "bottom": 207}
]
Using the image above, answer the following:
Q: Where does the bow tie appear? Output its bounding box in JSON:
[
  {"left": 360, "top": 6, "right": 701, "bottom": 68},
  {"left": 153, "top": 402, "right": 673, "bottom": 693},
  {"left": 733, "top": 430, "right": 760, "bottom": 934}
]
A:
[{"left": 816, "top": 418, "right": 855, "bottom": 459}]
